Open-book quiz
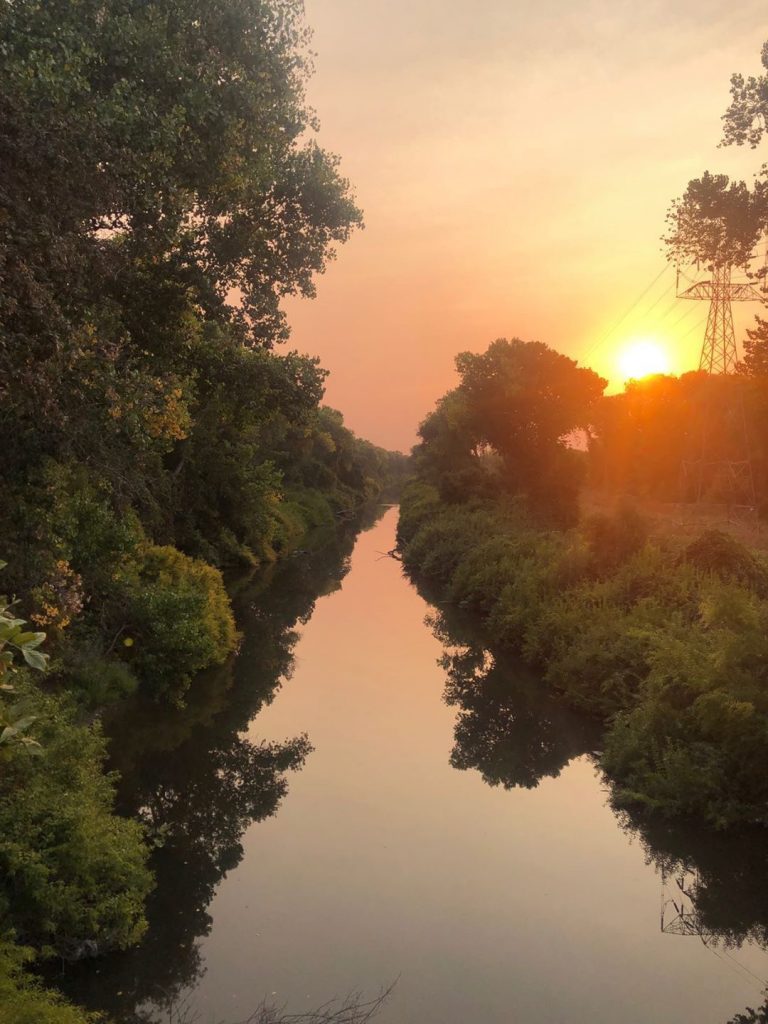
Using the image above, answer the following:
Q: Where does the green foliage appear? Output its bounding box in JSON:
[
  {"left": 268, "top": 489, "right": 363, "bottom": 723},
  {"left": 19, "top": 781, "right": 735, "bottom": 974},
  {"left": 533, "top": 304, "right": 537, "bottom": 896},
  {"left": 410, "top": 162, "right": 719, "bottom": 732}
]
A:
[
  {"left": 581, "top": 505, "right": 649, "bottom": 576},
  {"left": 62, "top": 654, "right": 138, "bottom": 709},
  {"left": 0, "top": 941, "right": 100, "bottom": 1024},
  {"left": 399, "top": 481, "right": 768, "bottom": 828},
  {"left": 116, "top": 546, "right": 237, "bottom": 704},
  {"left": 682, "top": 529, "right": 768, "bottom": 591},
  {"left": 664, "top": 172, "right": 763, "bottom": 272},
  {"left": 722, "top": 39, "right": 768, "bottom": 150},
  {"left": 0, "top": 564, "right": 48, "bottom": 757},
  {"left": 0, "top": 0, "right": 399, "bottom": 717},
  {"left": 0, "top": 2, "right": 399, "bottom": 1020},
  {"left": 0, "top": 593, "right": 47, "bottom": 679},
  {"left": 0, "top": 672, "right": 152, "bottom": 960},
  {"left": 395, "top": 482, "right": 442, "bottom": 549}
]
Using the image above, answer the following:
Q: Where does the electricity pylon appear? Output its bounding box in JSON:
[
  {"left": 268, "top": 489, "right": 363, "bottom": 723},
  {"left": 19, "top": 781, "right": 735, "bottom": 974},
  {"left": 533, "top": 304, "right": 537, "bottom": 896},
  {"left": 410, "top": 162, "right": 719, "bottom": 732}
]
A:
[
  {"left": 660, "top": 870, "right": 715, "bottom": 945},
  {"left": 677, "top": 264, "right": 763, "bottom": 506},
  {"left": 677, "top": 264, "right": 762, "bottom": 374}
]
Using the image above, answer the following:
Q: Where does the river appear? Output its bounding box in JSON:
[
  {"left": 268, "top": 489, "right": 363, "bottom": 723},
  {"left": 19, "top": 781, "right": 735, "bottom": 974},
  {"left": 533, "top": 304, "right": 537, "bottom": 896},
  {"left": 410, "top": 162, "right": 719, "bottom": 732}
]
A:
[{"left": 59, "top": 506, "right": 768, "bottom": 1024}]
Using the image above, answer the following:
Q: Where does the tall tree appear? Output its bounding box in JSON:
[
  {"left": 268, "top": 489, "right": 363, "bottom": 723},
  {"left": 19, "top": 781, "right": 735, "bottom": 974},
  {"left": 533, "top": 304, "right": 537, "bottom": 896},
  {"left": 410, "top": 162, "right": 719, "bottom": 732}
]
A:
[
  {"left": 664, "top": 172, "right": 763, "bottom": 271},
  {"left": 722, "top": 40, "right": 768, "bottom": 153},
  {"left": 416, "top": 339, "right": 605, "bottom": 523},
  {"left": 0, "top": 0, "right": 362, "bottom": 463}
]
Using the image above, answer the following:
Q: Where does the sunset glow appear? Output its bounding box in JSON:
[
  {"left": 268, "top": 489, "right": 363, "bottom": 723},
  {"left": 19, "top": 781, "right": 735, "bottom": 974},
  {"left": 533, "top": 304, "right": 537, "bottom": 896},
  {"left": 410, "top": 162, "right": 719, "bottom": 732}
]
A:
[{"left": 617, "top": 339, "right": 671, "bottom": 381}]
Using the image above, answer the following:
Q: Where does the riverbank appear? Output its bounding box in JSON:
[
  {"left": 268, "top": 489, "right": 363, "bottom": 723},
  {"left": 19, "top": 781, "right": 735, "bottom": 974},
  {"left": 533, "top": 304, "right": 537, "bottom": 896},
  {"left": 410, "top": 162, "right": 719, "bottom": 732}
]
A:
[
  {"left": 397, "top": 480, "right": 768, "bottom": 829},
  {"left": 54, "top": 507, "right": 768, "bottom": 1024},
  {"left": 0, "top": 502, "right": 398, "bottom": 1024}
]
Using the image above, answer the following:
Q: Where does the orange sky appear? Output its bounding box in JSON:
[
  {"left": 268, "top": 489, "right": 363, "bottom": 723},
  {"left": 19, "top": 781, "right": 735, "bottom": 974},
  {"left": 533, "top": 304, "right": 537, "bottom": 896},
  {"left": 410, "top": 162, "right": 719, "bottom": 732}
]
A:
[{"left": 283, "top": 1, "right": 768, "bottom": 451}]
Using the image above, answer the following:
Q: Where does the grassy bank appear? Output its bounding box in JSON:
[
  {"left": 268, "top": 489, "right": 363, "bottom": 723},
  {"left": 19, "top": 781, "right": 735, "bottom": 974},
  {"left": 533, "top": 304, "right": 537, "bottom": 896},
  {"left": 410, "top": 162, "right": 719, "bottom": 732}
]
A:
[{"left": 398, "top": 481, "right": 768, "bottom": 829}]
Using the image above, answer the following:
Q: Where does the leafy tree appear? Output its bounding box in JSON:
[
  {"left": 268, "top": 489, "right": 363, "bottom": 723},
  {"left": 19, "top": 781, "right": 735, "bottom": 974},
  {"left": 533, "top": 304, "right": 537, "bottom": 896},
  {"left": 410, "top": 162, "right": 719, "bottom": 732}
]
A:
[
  {"left": 664, "top": 172, "right": 764, "bottom": 271},
  {"left": 415, "top": 339, "right": 605, "bottom": 523},
  {"left": 0, "top": 0, "right": 362, "bottom": 369},
  {"left": 739, "top": 316, "right": 768, "bottom": 376},
  {"left": 722, "top": 40, "right": 768, "bottom": 153}
]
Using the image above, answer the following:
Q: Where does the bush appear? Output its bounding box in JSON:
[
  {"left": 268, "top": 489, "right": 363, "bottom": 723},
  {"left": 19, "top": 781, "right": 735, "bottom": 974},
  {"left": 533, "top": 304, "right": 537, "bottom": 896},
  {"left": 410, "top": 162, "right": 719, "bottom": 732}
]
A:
[
  {"left": 580, "top": 505, "right": 649, "bottom": 576},
  {"left": 399, "top": 484, "right": 768, "bottom": 828},
  {"left": 62, "top": 653, "right": 138, "bottom": 708},
  {"left": 0, "top": 673, "right": 152, "bottom": 959},
  {"left": 0, "top": 942, "right": 100, "bottom": 1024},
  {"left": 116, "top": 545, "right": 237, "bottom": 704},
  {"left": 682, "top": 529, "right": 768, "bottom": 592}
]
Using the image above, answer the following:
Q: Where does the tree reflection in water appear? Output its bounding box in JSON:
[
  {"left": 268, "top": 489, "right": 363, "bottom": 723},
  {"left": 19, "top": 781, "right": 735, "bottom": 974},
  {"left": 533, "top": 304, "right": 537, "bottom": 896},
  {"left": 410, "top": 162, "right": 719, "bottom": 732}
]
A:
[
  {"left": 425, "top": 596, "right": 768, "bottom": 1023},
  {"left": 619, "top": 807, "right": 768, "bottom": 1019},
  {"left": 53, "top": 514, "right": 380, "bottom": 1024},
  {"left": 427, "top": 604, "right": 600, "bottom": 791}
]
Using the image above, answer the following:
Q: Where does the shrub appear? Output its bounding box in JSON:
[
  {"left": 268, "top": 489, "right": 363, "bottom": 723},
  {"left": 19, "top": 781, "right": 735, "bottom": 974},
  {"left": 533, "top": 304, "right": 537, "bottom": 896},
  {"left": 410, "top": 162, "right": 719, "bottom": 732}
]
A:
[
  {"left": 62, "top": 653, "right": 138, "bottom": 708},
  {"left": 0, "top": 941, "right": 99, "bottom": 1024},
  {"left": 116, "top": 545, "right": 237, "bottom": 704},
  {"left": 580, "top": 504, "right": 649, "bottom": 576},
  {"left": 682, "top": 529, "right": 768, "bottom": 593},
  {"left": 399, "top": 483, "right": 768, "bottom": 827},
  {"left": 0, "top": 673, "right": 152, "bottom": 958}
]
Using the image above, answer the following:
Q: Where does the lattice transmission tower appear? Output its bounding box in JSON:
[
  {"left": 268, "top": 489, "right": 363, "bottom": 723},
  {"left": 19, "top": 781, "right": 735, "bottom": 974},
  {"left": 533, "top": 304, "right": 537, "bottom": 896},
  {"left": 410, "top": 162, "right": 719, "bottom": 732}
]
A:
[
  {"left": 677, "top": 263, "right": 763, "bottom": 505},
  {"left": 678, "top": 264, "right": 762, "bottom": 374},
  {"left": 660, "top": 869, "right": 715, "bottom": 945}
]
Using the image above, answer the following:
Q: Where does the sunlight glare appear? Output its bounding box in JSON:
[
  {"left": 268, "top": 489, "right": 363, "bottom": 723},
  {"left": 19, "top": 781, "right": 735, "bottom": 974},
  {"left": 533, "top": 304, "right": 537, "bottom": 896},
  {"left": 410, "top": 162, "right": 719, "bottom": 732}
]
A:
[{"left": 617, "top": 339, "right": 671, "bottom": 381}]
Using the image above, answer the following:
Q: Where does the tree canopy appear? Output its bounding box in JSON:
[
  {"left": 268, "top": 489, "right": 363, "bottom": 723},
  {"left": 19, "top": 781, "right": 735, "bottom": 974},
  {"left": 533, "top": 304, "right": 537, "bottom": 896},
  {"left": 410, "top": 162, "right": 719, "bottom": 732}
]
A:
[
  {"left": 415, "top": 338, "right": 605, "bottom": 523},
  {"left": 664, "top": 172, "right": 765, "bottom": 271}
]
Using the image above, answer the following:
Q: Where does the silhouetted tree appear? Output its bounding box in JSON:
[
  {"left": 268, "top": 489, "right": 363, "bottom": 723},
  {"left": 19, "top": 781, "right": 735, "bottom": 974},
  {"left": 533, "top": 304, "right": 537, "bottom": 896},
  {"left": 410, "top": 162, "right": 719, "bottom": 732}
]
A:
[{"left": 415, "top": 339, "right": 605, "bottom": 525}]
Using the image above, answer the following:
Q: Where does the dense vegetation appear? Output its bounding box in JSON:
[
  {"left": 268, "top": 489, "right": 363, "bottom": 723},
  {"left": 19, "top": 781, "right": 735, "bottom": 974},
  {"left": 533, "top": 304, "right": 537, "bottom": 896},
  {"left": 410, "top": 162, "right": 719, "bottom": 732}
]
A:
[
  {"left": 398, "top": 336, "right": 768, "bottom": 829},
  {"left": 589, "top": 348, "right": 768, "bottom": 507},
  {"left": 399, "top": 39, "right": 768, "bottom": 834},
  {"left": 0, "top": 0, "right": 403, "bottom": 1016}
]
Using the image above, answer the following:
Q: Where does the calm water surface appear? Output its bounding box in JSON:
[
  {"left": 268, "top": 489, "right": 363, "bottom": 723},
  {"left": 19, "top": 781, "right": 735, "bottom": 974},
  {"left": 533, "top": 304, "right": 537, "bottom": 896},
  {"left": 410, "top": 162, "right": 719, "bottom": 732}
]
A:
[{"left": 62, "top": 507, "right": 768, "bottom": 1023}]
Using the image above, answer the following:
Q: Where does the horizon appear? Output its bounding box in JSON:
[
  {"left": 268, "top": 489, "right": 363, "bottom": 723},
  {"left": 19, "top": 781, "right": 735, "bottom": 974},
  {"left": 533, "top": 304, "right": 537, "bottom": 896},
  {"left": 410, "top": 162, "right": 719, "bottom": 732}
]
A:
[{"left": 284, "top": 0, "right": 767, "bottom": 452}]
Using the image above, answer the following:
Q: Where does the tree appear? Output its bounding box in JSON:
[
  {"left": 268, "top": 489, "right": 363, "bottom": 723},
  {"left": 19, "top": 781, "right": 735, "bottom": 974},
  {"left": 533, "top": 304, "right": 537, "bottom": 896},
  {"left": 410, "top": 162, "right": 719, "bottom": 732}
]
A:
[
  {"left": 739, "top": 316, "right": 768, "bottom": 376},
  {"left": 0, "top": 0, "right": 362, "bottom": 352},
  {"left": 0, "top": 0, "right": 363, "bottom": 490},
  {"left": 722, "top": 39, "right": 768, "bottom": 360},
  {"left": 664, "top": 172, "right": 764, "bottom": 271},
  {"left": 722, "top": 40, "right": 768, "bottom": 153},
  {"left": 421, "top": 339, "right": 606, "bottom": 524}
]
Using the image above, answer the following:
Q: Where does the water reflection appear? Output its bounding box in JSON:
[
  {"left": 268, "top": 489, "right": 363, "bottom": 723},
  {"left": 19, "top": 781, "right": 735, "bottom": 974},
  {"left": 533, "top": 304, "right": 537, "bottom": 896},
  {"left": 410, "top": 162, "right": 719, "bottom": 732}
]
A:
[
  {"left": 54, "top": 512, "right": 382, "bottom": 1023},
  {"left": 621, "top": 810, "right": 768, "bottom": 1021},
  {"left": 424, "top": 596, "right": 768, "bottom": 1021},
  {"left": 726, "top": 1003, "right": 768, "bottom": 1023},
  {"left": 619, "top": 808, "right": 768, "bottom": 951},
  {"left": 426, "top": 602, "right": 601, "bottom": 791}
]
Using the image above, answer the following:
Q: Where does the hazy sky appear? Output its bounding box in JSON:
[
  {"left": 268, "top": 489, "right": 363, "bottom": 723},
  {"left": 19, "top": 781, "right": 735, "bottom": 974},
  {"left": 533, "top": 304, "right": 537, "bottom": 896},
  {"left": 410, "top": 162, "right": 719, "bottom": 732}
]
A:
[{"left": 283, "top": 1, "right": 768, "bottom": 451}]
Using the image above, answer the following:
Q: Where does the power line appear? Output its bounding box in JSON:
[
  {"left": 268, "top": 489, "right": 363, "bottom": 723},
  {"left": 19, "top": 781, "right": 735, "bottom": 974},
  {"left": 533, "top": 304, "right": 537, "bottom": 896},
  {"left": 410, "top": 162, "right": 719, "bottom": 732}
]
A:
[
  {"left": 679, "top": 314, "right": 708, "bottom": 341},
  {"left": 662, "top": 300, "right": 700, "bottom": 335},
  {"left": 640, "top": 280, "right": 677, "bottom": 320},
  {"left": 581, "top": 264, "right": 670, "bottom": 362}
]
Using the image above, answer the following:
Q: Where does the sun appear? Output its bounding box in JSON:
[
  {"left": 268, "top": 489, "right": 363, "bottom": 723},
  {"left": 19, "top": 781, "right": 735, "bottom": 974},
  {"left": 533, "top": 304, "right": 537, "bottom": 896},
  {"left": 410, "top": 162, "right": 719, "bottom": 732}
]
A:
[{"left": 617, "top": 338, "right": 671, "bottom": 381}]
